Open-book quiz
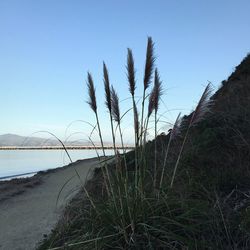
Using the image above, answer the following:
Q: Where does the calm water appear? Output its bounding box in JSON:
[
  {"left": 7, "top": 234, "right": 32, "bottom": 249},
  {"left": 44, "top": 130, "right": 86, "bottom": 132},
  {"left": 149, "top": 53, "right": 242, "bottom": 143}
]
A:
[{"left": 0, "top": 149, "right": 114, "bottom": 179}]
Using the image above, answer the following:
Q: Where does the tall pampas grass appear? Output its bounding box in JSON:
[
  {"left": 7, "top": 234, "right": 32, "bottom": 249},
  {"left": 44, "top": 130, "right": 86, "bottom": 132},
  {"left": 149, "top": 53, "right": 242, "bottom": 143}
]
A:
[
  {"left": 140, "top": 37, "right": 155, "bottom": 145},
  {"left": 127, "top": 48, "right": 139, "bottom": 186},
  {"left": 127, "top": 48, "right": 136, "bottom": 97},
  {"left": 170, "top": 83, "right": 213, "bottom": 187},
  {"left": 111, "top": 86, "right": 127, "bottom": 162},
  {"left": 87, "top": 72, "right": 97, "bottom": 113},
  {"left": 86, "top": 72, "right": 111, "bottom": 196},
  {"left": 110, "top": 85, "right": 132, "bottom": 228},
  {"left": 111, "top": 86, "right": 129, "bottom": 177},
  {"left": 103, "top": 63, "right": 123, "bottom": 216},
  {"left": 103, "top": 62, "right": 117, "bottom": 154},
  {"left": 147, "top": 69, "right": 163, "bottom": 188},
  {"left": 145, "top": 69, "right": 162, "bottom": 139},
  {"left": 103, "top": 63, "right": 112, "bottom": 112},
  {"left": 144, "top": 37, "right": 155, "bottom": 90},
  {"left": 86, "top": 72, "right": 105, "bottom": 157},
  {"left": 188, "top": 82, "right": 213, "bottom": 126}
]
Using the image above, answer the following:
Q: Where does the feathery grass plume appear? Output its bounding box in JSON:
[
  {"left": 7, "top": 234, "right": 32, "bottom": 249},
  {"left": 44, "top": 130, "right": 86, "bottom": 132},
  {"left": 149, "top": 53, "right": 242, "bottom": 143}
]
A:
[
  {"left": 86, "top": 72, "right": 97, "bottom": 113},
  {"left": 127, "top": 48, "right": 140, "bottom": 192},
  {"left": 170, "top": 83, "right": 213, "bottom": 188},
  {"left": 127, "top": 48, "right": 136, "bottom": 96},
  {"left": 153, "top": 68, "right": 163, "bottom": 113},
  {"left": 144, "top": 37, "right": 155, "bottom": 90},
  {"left": 110, "top": 86, "right": 126, "bottom": 158},
  {"left": 86, "top": 72, "right": 114, "bottom": 198},
  {"left": 86, "top": 72, "right": 105, "bottom": 155},
  {"left": 140, "top": 37, "right": 155, "bottom": 145},
  {"left": 189, "top": 82, "right": 213, "bottom": 126},
  {"left": 103, "top": 63, "right": 118, "bottom": 169},
  {"left": 126, "top": 49, "right": 138, "bottom": 142},
  {"left": 111, "top": 85, "right": 121, "bottom": 124},
  {"left": 146, "top": 69, "right": 163, "bottom": 139},
  {"left": 110, "top": 86, "right": 129, "bottom": 162},
  {"left": 170, "top": 113, "right": 182, "bottom": 140},
  {"left": 103, "top": 62, "right": 112, "bottom": 112},
  {"left": 147, "top": 69, "right": 163, "bottom": 117},
  {"left": 103, "top": 62, "right": 117, "bottom": 154}
]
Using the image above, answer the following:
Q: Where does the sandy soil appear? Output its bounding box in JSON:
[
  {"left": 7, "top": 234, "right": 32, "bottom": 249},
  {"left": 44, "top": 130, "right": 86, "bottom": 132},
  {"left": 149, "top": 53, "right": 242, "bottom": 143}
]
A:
[{"left": 0, "top": 158, "right": 100, "bottom": 250}]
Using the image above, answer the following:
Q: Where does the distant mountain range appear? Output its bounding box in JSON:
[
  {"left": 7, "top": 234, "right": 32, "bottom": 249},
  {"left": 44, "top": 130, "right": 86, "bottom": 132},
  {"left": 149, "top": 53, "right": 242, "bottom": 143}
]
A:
[{"left": 0, "top": 134, "right": 91, "bottom": 147}]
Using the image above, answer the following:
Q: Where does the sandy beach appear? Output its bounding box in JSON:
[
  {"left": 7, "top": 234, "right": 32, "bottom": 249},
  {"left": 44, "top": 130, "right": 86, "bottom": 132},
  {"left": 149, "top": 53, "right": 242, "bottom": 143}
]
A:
[{"left": 0, "top": 157, "right": 100, "bottom": 250}]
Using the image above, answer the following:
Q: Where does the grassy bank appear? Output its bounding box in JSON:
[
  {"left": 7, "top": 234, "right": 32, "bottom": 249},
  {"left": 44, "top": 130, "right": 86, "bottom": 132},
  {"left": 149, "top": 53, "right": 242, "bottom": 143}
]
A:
[{"left": 38, "top": 40, "right": 250, "bottom": 249}]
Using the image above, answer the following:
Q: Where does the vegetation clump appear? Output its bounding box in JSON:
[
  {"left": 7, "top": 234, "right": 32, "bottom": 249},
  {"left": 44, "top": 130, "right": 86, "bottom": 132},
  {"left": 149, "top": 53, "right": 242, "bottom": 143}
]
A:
[{"left": 38, "top": 42, "right": 250, "bottom": 249}]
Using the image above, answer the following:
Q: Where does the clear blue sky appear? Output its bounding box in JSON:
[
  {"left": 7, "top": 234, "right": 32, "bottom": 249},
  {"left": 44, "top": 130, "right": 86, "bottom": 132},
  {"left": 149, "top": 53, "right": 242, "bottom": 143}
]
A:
[{"left": 1, "top": 0, "right": 250, "bottom": 143}]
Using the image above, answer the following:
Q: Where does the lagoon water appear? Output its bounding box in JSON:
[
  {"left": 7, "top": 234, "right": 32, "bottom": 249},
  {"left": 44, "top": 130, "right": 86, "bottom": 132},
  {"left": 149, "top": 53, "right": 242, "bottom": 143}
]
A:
[{"left": 0, "top": 149, "right": 114, "bottom": 180}]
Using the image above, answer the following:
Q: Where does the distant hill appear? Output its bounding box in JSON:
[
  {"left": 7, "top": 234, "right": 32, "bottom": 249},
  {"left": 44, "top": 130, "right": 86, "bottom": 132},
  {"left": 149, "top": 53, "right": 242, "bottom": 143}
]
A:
[{"left": 0, "top": 134, "right": 91, "bottom": 147}]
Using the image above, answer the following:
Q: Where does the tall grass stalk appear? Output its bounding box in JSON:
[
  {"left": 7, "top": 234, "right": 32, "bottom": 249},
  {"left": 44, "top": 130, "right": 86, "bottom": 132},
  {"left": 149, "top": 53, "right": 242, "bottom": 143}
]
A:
[
  {"left": 103, "top": 66, "right": 129, "bottom": 230},
  {"left": 103, "top": 62, "right": 117, "bottom": 155},
  {"left": 110, "top": 85, "right": 134, "bottom": 234},
  {"left": 137, "top": 37, "right": 155, "bottom": 196},
  {"left": 158, "top": 112, "right": 181, "bottom": 192},
  {"left": 86, "top": 72, "right": 112, "bottom": 196},
  {"left": 147, "top": 69, "right": 162, "bottom": 188},
  {"left": 103, "top": 62, "right": 124, "bottom": 216},
  {"left": 139, "top": 37, "right": 155, "bottom": 146},
  {"left": 111, "top": 86, "right": 128, "bottom": 173},
  {"left": 127, "top": 49, "right": 138, "bottom": 148},
  {"left": 170, "top": 83, "right": 213, "bottom": 188},
  {"left": 126, "top": 48, "right": 139, "bottom": 192}
]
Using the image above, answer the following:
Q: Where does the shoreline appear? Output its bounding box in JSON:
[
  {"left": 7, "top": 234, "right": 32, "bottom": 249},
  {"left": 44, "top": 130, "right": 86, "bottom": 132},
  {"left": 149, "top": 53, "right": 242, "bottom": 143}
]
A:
[
  {"left": 0, "top": 171, "right": 38, "bottom": 181},
  {"left": 0, "top": 156, "right": 101, "bottom": 181},
  {"left": 0, "top": 157, "right": 97, "bottom": 203},
  {"left": 0, "top": 157, "right": 101, "bottom": 250}
]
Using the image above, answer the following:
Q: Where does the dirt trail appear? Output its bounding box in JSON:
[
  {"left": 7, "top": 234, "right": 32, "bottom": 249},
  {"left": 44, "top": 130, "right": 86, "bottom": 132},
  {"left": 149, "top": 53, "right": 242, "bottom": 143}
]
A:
[{"left": 0, "top": 158, "right": 99, "bottom": 250}]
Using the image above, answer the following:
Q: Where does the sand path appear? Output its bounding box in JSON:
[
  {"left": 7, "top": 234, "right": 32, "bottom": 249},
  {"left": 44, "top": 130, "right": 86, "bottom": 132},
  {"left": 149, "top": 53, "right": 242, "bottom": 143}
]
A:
[{"left": 0, "top": 158, "right": 99, "bottom": 250}]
